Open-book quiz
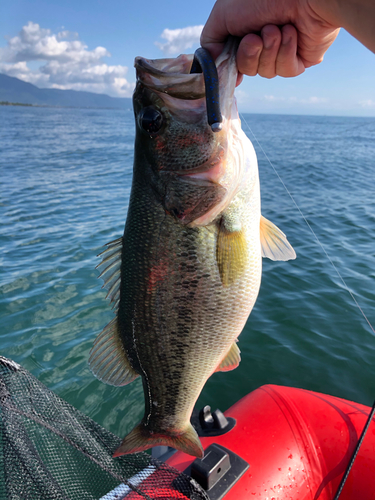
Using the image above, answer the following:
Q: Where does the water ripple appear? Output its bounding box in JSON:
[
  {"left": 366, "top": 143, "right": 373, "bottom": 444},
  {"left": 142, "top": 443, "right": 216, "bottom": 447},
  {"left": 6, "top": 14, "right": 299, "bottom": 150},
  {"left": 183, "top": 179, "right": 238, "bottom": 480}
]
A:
[{"left": 1, "top": 108, "right": 375, "bottom": 437}]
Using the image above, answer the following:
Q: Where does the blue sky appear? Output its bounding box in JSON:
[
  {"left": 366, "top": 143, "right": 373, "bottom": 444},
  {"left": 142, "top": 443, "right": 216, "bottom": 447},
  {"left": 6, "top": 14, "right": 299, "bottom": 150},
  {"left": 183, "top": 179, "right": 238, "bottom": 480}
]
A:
[{"left": 1, "top": 0, "right": 374, "bottom": 116}]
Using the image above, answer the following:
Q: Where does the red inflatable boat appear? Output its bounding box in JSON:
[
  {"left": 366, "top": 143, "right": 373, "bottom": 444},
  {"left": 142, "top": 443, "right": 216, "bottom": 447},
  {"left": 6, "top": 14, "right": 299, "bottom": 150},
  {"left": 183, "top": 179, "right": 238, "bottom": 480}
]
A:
[{"left": 166, "top": 385, "right": 375, "bottom": 499}]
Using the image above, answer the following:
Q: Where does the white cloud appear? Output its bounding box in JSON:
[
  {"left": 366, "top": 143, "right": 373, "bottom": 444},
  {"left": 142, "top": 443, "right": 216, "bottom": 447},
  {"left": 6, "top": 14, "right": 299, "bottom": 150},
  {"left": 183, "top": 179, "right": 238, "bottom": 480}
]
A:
[
  {"left": 359, "top": 99, "right": 375, "bottom": 108},
  {"left": 264, "top": 95, "right": 327, "bottom": 104},
  {"left": 56, "top": 30, "right": 79, "bottom": 41},
  {"left": 264, "top": 95, "right": 286, "bottom": 102},
  {"left": 155, "top": 25, "right": 203, "bottom": 55},
  {"left": 0, "top": 22, "right": 134, "bottom": 97},
  {"left": 234, "top": 89, "right": 250, "bottom": 104},
  {"left": 306, "top": 96, "right": 327, "bottom": 104}
]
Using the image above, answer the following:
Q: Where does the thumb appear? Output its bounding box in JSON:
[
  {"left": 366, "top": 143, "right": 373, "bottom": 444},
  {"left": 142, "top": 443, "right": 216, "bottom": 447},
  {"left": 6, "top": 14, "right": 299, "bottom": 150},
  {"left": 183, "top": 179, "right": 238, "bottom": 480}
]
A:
[{"left": 200, "top": 1, "right": 230, "bottom": 59}]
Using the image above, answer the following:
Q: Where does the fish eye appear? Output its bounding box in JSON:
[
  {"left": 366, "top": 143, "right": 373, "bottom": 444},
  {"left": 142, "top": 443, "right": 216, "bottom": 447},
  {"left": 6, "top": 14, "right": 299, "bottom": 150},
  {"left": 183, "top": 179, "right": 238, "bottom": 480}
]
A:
[{"left": 139, "top": 107, "right": 163, "bottom": 134}]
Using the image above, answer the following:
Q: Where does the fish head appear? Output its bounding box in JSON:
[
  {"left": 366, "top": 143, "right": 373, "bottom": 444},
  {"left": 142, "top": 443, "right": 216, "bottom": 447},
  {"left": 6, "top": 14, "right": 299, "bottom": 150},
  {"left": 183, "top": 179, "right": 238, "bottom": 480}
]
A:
[
  {"left": 133, "top": 54, "right": 216, "bottom": 175},
  {"left": 133, "top": 38, "right": 256, "bottom": 226}
]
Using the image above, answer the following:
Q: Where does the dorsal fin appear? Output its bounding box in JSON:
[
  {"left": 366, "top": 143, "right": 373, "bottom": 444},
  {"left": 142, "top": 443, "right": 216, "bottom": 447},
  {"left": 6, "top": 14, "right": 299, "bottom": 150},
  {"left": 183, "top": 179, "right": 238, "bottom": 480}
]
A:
[
  {"left": 89, "top": 319, "right": 139, "bottom": 386},
  {"left": 260, "top": 216, "right": 296, "bottom": 261},
  {"left": 96, "top": 237, "right": 123, "bottom": 310},
  {"left": 89, "top": 237, "right": 139, "bottom": 386}
]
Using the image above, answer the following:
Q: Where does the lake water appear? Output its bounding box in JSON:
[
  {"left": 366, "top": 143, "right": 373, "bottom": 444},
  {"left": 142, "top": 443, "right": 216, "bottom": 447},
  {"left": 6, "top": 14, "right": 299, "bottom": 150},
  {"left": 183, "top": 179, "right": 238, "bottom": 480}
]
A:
[{"left": 1, "top": 106, "right": 375, "bottom": 441}]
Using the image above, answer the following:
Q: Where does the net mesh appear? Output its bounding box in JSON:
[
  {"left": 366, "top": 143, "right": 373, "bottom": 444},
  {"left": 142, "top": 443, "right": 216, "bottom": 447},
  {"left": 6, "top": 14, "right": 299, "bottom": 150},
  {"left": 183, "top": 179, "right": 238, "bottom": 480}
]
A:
[{"left": 0, "top": 356, "right": 208, "bottom": 500}]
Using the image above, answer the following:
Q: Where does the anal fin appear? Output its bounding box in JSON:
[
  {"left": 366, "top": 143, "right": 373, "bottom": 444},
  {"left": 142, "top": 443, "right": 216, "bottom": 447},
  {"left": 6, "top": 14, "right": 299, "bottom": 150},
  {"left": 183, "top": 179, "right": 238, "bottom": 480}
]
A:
[
  {"left": 215, "top": 342, "right": 241, "bottom": 372},
  {"left": 89, "top": 318, "right": 139, "bottom": 386}
]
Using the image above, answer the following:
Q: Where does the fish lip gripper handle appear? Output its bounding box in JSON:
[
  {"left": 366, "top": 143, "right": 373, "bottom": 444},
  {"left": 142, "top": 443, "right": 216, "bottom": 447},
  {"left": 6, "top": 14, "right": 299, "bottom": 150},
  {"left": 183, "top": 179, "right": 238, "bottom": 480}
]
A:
[{"left": 190, "top": 47, "right": 223, "bottom": 133}]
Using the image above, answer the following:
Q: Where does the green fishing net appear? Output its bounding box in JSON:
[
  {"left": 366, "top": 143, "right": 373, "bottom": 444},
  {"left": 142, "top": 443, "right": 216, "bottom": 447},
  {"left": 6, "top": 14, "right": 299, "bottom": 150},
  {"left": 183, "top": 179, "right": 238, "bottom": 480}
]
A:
[{"left": 0, "top": 356, "right": 208, "bottom": 500}]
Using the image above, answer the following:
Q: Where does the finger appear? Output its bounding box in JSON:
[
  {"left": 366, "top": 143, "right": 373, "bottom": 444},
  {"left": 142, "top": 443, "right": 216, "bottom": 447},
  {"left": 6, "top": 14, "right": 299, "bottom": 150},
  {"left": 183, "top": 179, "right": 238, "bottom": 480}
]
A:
[
  {"left": 276, "top": 25, "right": 305, "bottom": 77},
  {"left": 236, "top": 72, "right": 244, "bottom": 87},
  {"left": 200, "top": 41, "right": 226, "bottom": 62},
  {"left": 257, "top": 25, "right": 282, "bottom": 79},
  {"left": 200, "top": 1, "right": 230, "bottom": 60},
  {"left": 236, "top": 34, "right": 263, "bottom": 77}
]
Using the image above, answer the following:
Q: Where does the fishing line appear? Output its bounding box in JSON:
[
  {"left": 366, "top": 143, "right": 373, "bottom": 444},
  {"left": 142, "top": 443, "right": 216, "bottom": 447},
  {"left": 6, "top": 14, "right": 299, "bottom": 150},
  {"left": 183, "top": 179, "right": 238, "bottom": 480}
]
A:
[
  {"left": 239, "top": 112, "right": 375, "bottom": 337},
  {"left": 240, "top": 111, "right": 375, "bottom": 499},
  {"left": 332, "top": 398, "right": 375, "bottom": 500}
]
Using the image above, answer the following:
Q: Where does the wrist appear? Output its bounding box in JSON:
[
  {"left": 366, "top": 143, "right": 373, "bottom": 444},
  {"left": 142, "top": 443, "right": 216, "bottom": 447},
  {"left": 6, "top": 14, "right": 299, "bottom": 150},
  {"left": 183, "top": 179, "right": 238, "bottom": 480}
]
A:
[{"left": 308, "top": 0, "right": 341, "bottom": 28}]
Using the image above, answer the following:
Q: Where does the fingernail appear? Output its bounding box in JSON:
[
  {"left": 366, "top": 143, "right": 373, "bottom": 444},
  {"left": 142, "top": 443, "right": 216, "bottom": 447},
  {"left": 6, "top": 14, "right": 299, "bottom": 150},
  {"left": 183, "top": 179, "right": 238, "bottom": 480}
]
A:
[
  {"left": 264, "top": 37, "right": 274, "bottom": 50},
  {"left": 248, "top": 45, "right": 261, "bottom": 56},
  {"left": 282, "top": 34, "right": 292, "bottom": 45}
]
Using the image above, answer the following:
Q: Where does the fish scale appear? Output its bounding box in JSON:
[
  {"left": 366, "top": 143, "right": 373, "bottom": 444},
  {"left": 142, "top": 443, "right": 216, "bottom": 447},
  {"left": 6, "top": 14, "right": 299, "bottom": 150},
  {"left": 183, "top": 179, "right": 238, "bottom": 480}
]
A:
[{"left": 89, "top": 37, "right": 296, "bottom": 458}]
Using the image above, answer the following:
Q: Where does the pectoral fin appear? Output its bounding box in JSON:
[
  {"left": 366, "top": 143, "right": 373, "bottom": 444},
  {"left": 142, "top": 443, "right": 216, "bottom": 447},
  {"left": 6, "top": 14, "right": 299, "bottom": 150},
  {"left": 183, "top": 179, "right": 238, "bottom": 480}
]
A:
[
  {"left": 215, "top": 342, "right": 241, "bottom": 372},
  {"left": 260, "top": 216, "right": 296, "bottom": 261},
  {"left": 216, "top": 218, "right": 248, "bottom": 286}
]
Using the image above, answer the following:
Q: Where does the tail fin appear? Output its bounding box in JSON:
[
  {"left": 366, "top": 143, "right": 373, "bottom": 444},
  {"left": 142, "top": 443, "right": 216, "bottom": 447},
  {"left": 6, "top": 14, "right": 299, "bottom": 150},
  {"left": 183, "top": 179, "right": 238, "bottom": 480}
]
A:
[{"left": 113, "top": 422, "right": 203, "bottom": 458}]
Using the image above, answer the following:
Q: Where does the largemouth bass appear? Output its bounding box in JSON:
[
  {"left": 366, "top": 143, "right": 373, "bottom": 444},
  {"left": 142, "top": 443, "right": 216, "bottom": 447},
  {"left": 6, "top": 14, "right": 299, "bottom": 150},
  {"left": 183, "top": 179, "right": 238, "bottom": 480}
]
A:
[{"left": 89, "top": 38, "right": 296, "bottom": 458}]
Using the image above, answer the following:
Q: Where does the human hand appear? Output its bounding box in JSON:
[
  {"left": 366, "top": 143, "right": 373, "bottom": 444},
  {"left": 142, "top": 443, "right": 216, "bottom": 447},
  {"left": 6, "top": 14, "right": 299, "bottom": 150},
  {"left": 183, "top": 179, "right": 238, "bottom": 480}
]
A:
[{"left": 201, "top": 0, "right": 341, "bottom": 79}]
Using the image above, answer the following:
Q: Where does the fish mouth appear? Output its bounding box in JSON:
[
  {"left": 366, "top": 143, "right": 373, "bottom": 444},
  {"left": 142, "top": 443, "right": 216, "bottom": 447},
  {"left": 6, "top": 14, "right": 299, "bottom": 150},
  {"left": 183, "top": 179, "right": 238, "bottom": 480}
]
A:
[
  {"left": 134, "top": 36, "right": 239, "bottom": 129},
  {"left": 134, "top": 55, "right": 205, "bottom": 99}
]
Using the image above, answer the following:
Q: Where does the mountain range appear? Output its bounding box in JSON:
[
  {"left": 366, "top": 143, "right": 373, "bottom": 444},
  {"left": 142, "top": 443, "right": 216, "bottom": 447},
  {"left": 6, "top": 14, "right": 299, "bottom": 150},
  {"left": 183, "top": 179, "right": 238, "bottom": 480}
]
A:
[{"left": 0, "top": 73, "right": 132, "bottom": 109}]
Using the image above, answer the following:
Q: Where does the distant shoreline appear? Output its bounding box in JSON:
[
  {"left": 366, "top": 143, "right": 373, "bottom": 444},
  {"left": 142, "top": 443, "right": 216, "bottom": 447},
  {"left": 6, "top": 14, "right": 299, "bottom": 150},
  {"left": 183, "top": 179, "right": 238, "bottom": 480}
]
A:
[
  {"left": 0, "top": 101, "right": 131, "bottom": 110},
  {"left": 1, "top": 101, "right": 373, "bottom": 118},
  {"left": 1, "top": 101, "right": 33, "bottom": 107}
]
